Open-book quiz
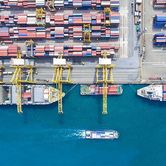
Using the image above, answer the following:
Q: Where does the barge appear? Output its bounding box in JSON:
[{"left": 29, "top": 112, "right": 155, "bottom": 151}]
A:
[{"left": 80, "top": 85, "right": 123, "bottom": 95}]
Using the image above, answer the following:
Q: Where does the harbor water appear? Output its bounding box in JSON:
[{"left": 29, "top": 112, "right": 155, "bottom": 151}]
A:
[{"left": 0, "top": 85, "right": 166, "bottom": 166}]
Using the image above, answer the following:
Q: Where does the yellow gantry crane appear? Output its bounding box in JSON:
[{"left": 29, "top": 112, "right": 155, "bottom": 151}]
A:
[
  {"left": 96, "top": 50, "right": 115, "bottom": 114},
  {"left": 52, "top": 53, "right": 72, "bottom": 114},
  {"left": 10, "top": 51, "right": 35, "bottom": 113},
  {"left": 104, "top": 7, "right": 111, "bottom": 26},
  {"left": 25, "top": 40, "right": 35, "bottom": 57},
  {"left": 83, "top": 24, "right": 91, "bottom": 43},
  {"left": 36, "top": 8, "right": 46, "bottom": 26}
]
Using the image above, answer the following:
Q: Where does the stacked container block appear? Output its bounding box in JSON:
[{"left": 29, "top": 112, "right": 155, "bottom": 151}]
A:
[
  {"left": 32, "top": 45, "right": 119, "bottom": 57},
  {"left": 153, "top": 15, "right": 166, "bottom": 28},
  {"left": 0, "top": 26, "right": 120, "bottom": 40},
  {"left": 153, "top": 33, "right": 166, "bottom": 47},
  {"left": 0, "top": 12, "right": 120, "bottom": 27},
  {"left": 0, "top": 0, "right": 119, "bottom": 10},
  {"left": 0, "top": 45, "right": 20, "bottom": 57},
  {"left": 153, "top": 0, "right": 166, "bottom": 8}
]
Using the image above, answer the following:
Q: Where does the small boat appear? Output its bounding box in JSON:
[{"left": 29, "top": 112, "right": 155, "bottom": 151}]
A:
[{"left": 84, "top": 130, "right": 119, "bottom": 140}]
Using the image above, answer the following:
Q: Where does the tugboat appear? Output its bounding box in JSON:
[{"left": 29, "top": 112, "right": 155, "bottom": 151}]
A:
[{"left": 84, "top": 130, "right": 119, "bottom": 140}]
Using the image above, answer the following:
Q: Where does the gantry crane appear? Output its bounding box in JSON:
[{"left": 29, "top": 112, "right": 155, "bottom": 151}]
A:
[
  {"left": 46, "top": 0, "right": 56, "bottom": 11},
  {"left": 25, "top": 40, "right": 35, "bottom": 57},
  {"left": 0, "top": 66, "right": 4, "bottom": 84},
  {"left": 36, "top": 8, "right": 46, "bottom": 26},
  {"left": 10, "top": 51, "right": 35, "bottom": 113},
  {"left": 83, "top": 24, "right": 91, "bottom": 43},
  {"left": 52, "top": 52, "right": 72, "bottom": 114},
  {"left": 96, "top": 50, "right": 115, "bottom": 114},
  {"left": 104, "top": 7, "right": 111, "bottom": 26}
]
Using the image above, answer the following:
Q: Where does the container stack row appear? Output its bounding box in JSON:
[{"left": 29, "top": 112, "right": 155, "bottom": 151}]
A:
[
  {"left": 29, "top": 44, "right": 119, "bottom": 57},
  {"left": 0, "top": 45, "right": 20, "bottom": 57},
  {"left": 0, "top": 26, "right": 120, "bottom": 40},
  {"left": 0, "top": 12, "right": 120, "bottom": 27},
  {"left": 0, "top": 44, "right": 119, "bottom": 57},
  {"left": 152, "top": 1, "right": 166, "bottom": 47},
  {"left": 153, "top": 33, "right": 166, "bottom": 47},
  {"left": 153, "top": 0, "right": 166, "bottom": 8},
  {"left": 0, "top": 0, "right": 119, "bottom": 10}
]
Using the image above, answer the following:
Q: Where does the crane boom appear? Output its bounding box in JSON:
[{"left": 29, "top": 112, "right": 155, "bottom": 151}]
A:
[
  {"left": 96, "top": 50, "right": 114, "bottom": 114},
  {"left": 10, "top": 51, "right": 35, "bottom": 113},
  {"left": 52, "top": 53, "right": 72, "bottom": 114}
]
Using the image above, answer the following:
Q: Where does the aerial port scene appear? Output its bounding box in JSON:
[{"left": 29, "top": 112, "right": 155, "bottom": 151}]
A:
[{"left": 0, "top": 0, "right": 166, "bottom": 165}]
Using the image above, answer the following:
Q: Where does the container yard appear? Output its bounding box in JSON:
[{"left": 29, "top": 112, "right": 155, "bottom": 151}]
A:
[
  {"left": 141, "top": 0, "right": 166, "bottom": 83},
  {"left": 0, "top": 0, "right": 147, "bottom": 114}
]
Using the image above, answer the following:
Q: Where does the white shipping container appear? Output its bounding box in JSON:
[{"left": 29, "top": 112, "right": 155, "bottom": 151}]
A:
[
  {"left": 0, "top": 46, "right": 8, "bottom": 49},
  {"left": 27, "top": 17, "right": 36, "bottom": 24},
  {"left": 46, "top": 16, "right": 50, "bottom": 23}
]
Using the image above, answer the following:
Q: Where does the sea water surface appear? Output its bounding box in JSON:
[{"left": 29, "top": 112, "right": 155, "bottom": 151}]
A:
[{"left": 0, "top": 85, "right": 166, "bottom": 166}]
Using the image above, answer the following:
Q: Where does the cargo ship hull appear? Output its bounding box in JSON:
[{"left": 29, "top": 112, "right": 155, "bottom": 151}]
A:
[
  {"left": 84, "top": 130, "right": 119, "bottom": 140},
  {"left": 80, "top": 85, "right": 123, "bottom": 95},
  {"left": 137, "top": 85, "right": 166, "bottom": 101},
  {"left": 0, "top": 85, "right": 65, "bottom": 105}
]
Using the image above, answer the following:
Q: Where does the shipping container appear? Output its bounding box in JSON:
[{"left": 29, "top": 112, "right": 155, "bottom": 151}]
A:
[
  {"left": 153, "top": 33, "right": 166, "bottom": 47},
  {"left": 153, "top": 15, "right": 166, "bottom": 28},
  {"left": 0, "top": 0, "right": 119, "bottom": 10},
  {"left": 153, "top": 0, "right": 166, "bottom": 8}
]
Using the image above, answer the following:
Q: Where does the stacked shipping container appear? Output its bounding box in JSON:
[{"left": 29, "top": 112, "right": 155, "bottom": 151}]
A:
[
  {"left": 153, "top": 0, "right": 166, "bottom": 8},
  {"left": 153, "top": 14, "right": 166, "bottom": 28},
  {"left": 0, "top": 26, "right": 120, "bottom": 40},
  {"left": 0, "top": 45, "right": 20, "bottom": 57},
  {"left": 0, "top": 0, "right": 120, "bottom": 58},
  {"left": 32, "top": 44, "right": 119, "bottom": 57},
  {"left": 0, "top": 12, "right": 120, "bottom": 27},
  {"left": 0, "top": 0, "right": 119, "bottom": 10},
  {"left": 153, "top": 33, "right": 166, "bottom": 46},
  {"left": 0, "top": 44, "right": 119, "bottom": 57}
]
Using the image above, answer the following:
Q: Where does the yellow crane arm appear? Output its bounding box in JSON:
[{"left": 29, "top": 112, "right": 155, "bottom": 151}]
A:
[
  {"left": 58, "top": 82, "right": 63, "bottom": 114},
  {"left": 16, "top": 83, "right": 22, "bottom": 113},
  {"left": 103, "top": 82, "right": 108, "bottom": 114}
]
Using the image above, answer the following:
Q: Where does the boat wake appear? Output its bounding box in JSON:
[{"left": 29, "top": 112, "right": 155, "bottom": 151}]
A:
[{"left": 39, "top": 129, "right": 86, "bottom": 140}]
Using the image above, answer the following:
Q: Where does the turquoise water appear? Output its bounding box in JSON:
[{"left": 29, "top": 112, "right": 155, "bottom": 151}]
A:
[{"left": 0, "top": 85, "right": 166, "bottom": 166}]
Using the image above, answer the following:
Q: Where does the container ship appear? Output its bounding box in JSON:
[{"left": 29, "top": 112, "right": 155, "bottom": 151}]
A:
[
  {"left": 0, "top": 85, "right": 65, "bottom": 105},
  {"left": 80, "top": 85, "right": 123, "bottom": 95},
  {"left": 137, "top": 85, "right": 166, "bottom": 101},
  {"left": 84, "top": 130, "right": 119, "bottom": 139}
]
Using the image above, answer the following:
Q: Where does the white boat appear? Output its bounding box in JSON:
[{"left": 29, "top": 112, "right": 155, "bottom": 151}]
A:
[
  {"left": 84, "top": 130, "right": 119, "bottom": 140},
  {"left": 137, "top": 85, "right": 166, "bottom": 101}
]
